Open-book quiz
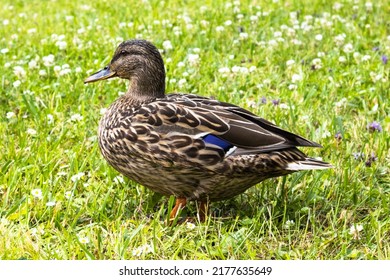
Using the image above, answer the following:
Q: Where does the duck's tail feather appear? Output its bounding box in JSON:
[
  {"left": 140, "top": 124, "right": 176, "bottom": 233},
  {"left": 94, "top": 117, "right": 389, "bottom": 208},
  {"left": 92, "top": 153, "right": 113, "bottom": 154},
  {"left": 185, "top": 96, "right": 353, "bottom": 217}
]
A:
[{"left": 286, "top": 158, "right": 333, "bottom": 171}]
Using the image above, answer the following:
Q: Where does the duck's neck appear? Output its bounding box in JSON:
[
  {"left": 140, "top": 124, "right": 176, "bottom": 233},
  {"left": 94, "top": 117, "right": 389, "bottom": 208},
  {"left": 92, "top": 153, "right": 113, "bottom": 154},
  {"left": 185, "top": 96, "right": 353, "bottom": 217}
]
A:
[{"left": 126, "top": 63, "right": 166, "bottom": 103}]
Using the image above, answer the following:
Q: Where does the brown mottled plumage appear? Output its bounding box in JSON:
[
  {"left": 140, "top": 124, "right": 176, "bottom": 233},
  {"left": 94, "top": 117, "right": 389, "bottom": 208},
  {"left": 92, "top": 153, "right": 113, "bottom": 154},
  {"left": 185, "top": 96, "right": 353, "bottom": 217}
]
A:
[{"left": 85, "top": 39, "right": 332, "bottom": 222}]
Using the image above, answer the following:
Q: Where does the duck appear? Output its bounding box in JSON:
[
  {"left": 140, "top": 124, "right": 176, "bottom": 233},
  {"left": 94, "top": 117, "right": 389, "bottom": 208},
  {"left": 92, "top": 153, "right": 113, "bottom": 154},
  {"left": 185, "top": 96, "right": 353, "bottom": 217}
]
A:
[{"left": 84, "top": 39, "right": 332, "bottom": 222}]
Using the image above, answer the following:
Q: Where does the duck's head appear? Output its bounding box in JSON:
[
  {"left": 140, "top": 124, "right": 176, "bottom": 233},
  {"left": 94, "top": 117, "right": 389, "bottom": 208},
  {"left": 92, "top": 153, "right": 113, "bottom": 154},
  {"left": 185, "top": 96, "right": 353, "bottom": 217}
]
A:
[{"left": 85, "top": 39, "right": 166, "bottom": 98}]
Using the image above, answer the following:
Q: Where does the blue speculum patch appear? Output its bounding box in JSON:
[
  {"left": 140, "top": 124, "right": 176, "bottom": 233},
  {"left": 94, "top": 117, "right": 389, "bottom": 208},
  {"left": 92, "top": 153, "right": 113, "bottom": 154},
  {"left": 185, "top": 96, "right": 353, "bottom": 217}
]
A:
[{"left": 202, "top": 134, "right": 234, "bottom": 153}]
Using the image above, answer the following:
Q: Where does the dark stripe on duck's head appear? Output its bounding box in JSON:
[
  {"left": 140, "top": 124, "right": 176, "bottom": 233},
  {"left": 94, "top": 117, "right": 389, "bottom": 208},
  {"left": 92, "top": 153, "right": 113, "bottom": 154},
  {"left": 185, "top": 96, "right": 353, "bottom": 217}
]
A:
[{"left": 202, "top": 134, "right": 235, "bottom": 154}]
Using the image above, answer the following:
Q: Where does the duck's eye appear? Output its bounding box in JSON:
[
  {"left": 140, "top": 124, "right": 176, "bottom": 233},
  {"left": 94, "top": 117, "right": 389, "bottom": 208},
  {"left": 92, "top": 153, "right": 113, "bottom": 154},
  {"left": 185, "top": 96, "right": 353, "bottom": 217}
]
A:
[{"left": 120, "top": 50, "right": 129, "bottom": 55}]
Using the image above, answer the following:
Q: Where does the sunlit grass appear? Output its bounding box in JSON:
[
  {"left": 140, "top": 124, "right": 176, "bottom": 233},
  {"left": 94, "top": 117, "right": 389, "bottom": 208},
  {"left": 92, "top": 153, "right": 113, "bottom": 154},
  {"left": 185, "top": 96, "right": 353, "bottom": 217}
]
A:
[{"left": 0, "top": 0, "right": 389, "bottom": 260}]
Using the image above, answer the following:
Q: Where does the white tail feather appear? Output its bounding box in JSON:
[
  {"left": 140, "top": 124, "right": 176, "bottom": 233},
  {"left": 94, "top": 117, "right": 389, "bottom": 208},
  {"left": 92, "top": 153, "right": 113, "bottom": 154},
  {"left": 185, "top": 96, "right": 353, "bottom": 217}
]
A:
[{"left": 286, "top": 161, "right": 333, "bottom": 171}]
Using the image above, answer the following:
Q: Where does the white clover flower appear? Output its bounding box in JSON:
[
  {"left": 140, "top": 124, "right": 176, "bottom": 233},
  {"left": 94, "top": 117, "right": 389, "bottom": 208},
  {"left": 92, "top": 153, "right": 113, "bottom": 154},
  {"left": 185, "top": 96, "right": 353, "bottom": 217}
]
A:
[
  {"left": 317, "top": 52, "right": 325, "bottom": 57},
  {"left": 218, "top": 67, "right": 230, "bottom": 76},
  {"left": 46, "top": 201, "right": 56, "bottom": 207},
  {"left": 304, "top": 15, "right": 313, "bottom": 22},
  {"left": 38, "top": 69, "right": 47, "bottom": 76},
  {"left": 246, "top": 100, "right": 257, "bottom": 108},
  {"left": 57, "top": 171, "right": 67, "bottom": 177},
  {"left": 239, "top": 67, "right": 249, "bottom": 74},
  {"left": 6, "top": 112, "right": 16, "bottom": 119},
  {"left": 27, "top": 128, "right": 37, "bottom": 135},
  {"left": 231, "top": 66, "right": 241, "bottom": 73},
  {"left": 187, "top": 53, "right": 199, "bottom": 65},
  {"left": 291, "top": 73, "right": 303, "bottom": 83},
  {"left": 70, "top": 113, "right": 83, "bottom": 122},
  {"left": 249, "top": 66, "right": 257, "bottom": 72},
  {"left": 315, "top": 34, "right": 323, "bottom": 41},
  {"left": 79, "top": 236, "right": 90, "bottom": 244},
  {"left": 353, "top": 52, "right": 360, "bottom": 60},
  {"left": 3, "top": 19, "right": 9, "bottom": 25},
  {"left": 75, "top": 67, "right": 82, "bottom": 73},
  {"left": 186, "top": 222, "right": 196, "bottom": 230},
  {"left": 239, "top": 32, "right": 248, "bottom": 40},
  {"left": 335, "top": 97, "right": 347, "bottom": 107},
  {"left": 339, "top": 56, "right": 347, "bottom": 63},
  {"left": 47, "top": 114, "right": 54, "bottom": 124},
  {"left": 0, "top": 217, "right": 10, "bottom": 226},
  {"left": 291, "top": 39, "right": 302, "bottom": 45},
  {"left": 100, "top": 108, "right": 107, "bottom": 115},
  {"left": 1, "top": 48, "right": 9, "bottom": 54},
  {"left": 286, "top": 59, "right": 295, "bottom": 67},
  {"left": 200, "top": 20, "right": 208, "bottom": 26},
  {"left": 279, "top": 103, "right": 289, "bottom": 109},
  {"left": 362, "top": 55, "right": 371, "bottom": 62},
  {"left": 177, "top": 61, "right": 185, "bottom": 68},
  {"left": 143, "top": 244, "right": 153, "bottom": 254},
  {"left": 343, "top": 43, "right": 354, "bottom": 53},
  {"left": 284, "top": 220, "right": 295, "bottom": 229},
  {"left": 31, "top": 188, "right": 43, "bottom": 199},
  {"left": 178, "top": 78, "right": 187, "bottom": 88},
  {"left": 13, "top": 66, "right": 26, "bottom": 78},
  {"left": 172, "top": 26, "right": 182, "bottom": 36},
  {"left": 349, "top": 224, "right": 363, "bottom": 235},
  {"left": 334, "top": 34, "right": 346, "bottom": 46},
  {"left": 365, "top": 2, "right": 373, "bottom": 12},
  {"left": 23, "top": 90, "right": 33, "bottom": 95},
  {"left": 28, "top": 59, "right": 38, "bottom": 69},
  {"left": 65, "top": 191, "right": 72, "bottom": 199},
  {"left": 268, "top": 39, "right": 278, "bottom": 47},
  {"left": 370, "top": 72, "right": 385, "bottom": 83},
  {"left": 333, "top": 2, "right": 343, "bottom": 10},
  {"left": 71, "top": 172, "right": 85, "bottom": 182},
  {"left": 28, "top": 28, "right": 37, "bottom": 34},
  {"left": 301, "top": 115, "right": 309, "bottom": 121},
  {"left": 273, "top": 31, "right": 282, "bottom": 38},
  {"left": 77, "top": 27, "right": 85, "bottom": 34},
  {"left": 30, "top": 226, "right": 45, "bottom": 236},
  {"left": 371, "top": 103, "right": 378, "bottom": 113},
  {"left": 42, "top": 54, "right": 55, "bottom": 67},
  {"left": 290, "top": 12, "right": 298, "bottom": 20},
  {"left": 132, "top": 246, "right": 143, "bottom": 257},
  {"left": 288, "top": 84, "right": 297, "bottom": 90},
  {"left": 215, "top": 26, "right": 224, "bottom": 32},
  {"left": 113, "top": 175, "right": 125, "bottom": 184},
  {"left": 53, "top": 65, "right": 61, "bottom": 72},
  {"left": 322, "top": 130, "right": 331, "bottom": 138},
  {"left": 132, "top": 244, "right": 153, "bottom": 257},
  {"left": 162, "top": 40, "right": 173, "bottom": 50},
  {"left": 59, "top": 67, "right": 71, "bottom": 76},
  {"left": 312, "top": 58, "right": 322, "bottom": 69}
]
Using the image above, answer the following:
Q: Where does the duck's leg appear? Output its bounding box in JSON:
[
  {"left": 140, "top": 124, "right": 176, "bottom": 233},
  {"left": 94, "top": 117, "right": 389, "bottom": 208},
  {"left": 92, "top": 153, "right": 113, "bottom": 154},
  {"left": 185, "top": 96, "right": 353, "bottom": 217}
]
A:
[
  {"left": 197, "top": 200, "right": 209, "bottom": 222},
  {"left": 169, "top": 197, "right": 187, "bottom": 221}
]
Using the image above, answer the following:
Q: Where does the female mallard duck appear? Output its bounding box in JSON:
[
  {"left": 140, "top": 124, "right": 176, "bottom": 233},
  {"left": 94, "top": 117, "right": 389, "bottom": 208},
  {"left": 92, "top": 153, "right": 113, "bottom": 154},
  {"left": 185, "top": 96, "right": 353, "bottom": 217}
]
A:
[{"left": 85, "top": 39, "right": 332, "bottom": 222}]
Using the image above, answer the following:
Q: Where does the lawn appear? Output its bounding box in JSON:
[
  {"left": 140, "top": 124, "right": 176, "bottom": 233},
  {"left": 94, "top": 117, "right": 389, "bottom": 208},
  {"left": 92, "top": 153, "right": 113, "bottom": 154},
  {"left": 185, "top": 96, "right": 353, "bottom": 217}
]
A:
[{"left": 0, "top": 0, "right": 389, "bottom": 260}]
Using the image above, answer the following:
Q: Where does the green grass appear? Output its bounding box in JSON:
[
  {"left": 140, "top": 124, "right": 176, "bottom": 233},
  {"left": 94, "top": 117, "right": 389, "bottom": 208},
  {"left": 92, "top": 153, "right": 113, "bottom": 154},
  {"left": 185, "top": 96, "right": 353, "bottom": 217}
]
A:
[{"left": 0, "top": 0, "right": 389, "bottom": 260}]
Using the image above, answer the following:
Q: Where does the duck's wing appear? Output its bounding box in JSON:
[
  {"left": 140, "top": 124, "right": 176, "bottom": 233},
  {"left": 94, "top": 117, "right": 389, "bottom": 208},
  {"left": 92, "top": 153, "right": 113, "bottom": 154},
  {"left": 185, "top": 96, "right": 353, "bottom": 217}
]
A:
[{"left": 132, "top": 93, "right": 321, "bottom": 157}]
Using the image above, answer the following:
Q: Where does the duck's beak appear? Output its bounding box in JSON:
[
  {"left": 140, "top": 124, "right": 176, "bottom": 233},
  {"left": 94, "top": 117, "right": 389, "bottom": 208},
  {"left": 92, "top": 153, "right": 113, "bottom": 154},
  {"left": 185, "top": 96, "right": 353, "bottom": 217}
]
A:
[{"left": 84, "top": 66, "right": 117, "bottom": 84}]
